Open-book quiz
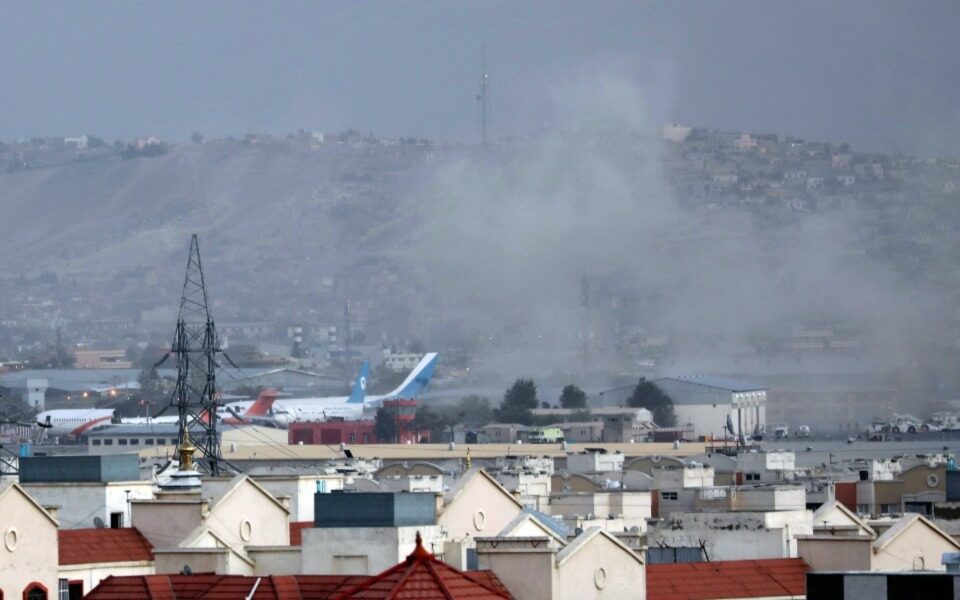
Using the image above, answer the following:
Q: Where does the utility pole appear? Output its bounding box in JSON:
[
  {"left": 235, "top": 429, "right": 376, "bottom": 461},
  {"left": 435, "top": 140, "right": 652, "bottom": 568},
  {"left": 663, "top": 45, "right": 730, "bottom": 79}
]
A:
[
  {"left": 477, "top": 44, "right": 489, "bottom": 146},
  {"left": 168, "top": 235, "right": 224, "bottom": 475},
  {"left": 580, "top": 275, "right": 591, "bottom": 379}
]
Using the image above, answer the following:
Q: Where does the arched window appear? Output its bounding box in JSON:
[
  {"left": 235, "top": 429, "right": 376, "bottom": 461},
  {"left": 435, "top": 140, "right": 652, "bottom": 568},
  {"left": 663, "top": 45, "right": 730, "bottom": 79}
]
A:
[{"left": 23, "top": 583, "right": 46, "bottom": 600}]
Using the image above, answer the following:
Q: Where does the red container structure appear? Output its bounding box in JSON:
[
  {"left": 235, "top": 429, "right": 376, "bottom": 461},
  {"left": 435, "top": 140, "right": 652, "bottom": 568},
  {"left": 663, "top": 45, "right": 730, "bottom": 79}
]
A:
[{"left": 287, "top": 399, "right": 428, "bottom": 445}]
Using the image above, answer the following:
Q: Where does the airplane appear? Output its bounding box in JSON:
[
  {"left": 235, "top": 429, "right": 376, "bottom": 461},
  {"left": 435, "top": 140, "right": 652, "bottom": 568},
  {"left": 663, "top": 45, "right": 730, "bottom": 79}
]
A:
[
  {"left": 223, "top": 352, "right": 439, "bottom": 422},
  {"left": 219, "top": 388, "right": 289, "bottom": 428},
  {"left": 35, "top": 408, "right": 115, "bottom": 437},
  {"left": 120, "top": 390, "right": 285, "bottom": 427}
]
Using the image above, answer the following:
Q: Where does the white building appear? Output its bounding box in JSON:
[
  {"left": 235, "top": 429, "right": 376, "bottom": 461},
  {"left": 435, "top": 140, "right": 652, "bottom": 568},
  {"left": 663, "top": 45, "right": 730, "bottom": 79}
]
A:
[
  {"left": 649, "top": 509, "right": 813, "bottom": 561},
  {"left": 655, "top": 376, "right": 767, "bottom": 439}
]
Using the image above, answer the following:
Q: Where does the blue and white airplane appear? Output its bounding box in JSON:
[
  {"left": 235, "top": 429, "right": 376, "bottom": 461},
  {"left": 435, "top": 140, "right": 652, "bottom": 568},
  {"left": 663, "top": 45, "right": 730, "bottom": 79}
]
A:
[{"left": 222, "top": 352, "right": 439, "bottom": 422}]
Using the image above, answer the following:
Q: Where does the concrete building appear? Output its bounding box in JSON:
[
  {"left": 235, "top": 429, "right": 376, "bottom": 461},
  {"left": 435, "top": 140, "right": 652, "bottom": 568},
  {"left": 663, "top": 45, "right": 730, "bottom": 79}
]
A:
[
  {"left": 649, "top": 509, "right": 813, "bottom": 561},
  {"left": 132, "top": 474, "right": 290, "bottom": 575},
  {"left": 300, "top": 491, "right": 443, "bottom": 575},
  {"left": 655, "top": 376, "right": 767, "bottom": 439},
  {"left": 439, "top": 468, "right": 526, "bottom": 570},
  {"left": 476, "top": 527, "right": 645, "bottom": 600},
  {"left": 737, "top": 451, "right": 797, "bottom": 484},
  {"left": 548, "top": 491, "right": 652, "bottom": 533},
  {"left": 799, "top": 513, "right": 960, "bottom": 573},
  {"left": 382, "top": 351, "right": 424, "bottom": 372},
  {"left": 19, "top": 454, "right": 155, "bottom": 529},
  {"left": 72, "top": 349, "right": 133, "bottom": 369},
  {"left": 565, "top": 450, "right": 625, "bottom": 474}
]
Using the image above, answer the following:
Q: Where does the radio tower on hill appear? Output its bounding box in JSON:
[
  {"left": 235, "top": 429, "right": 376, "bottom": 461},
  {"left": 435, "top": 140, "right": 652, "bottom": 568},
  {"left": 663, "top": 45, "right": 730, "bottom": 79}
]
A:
[
  {"left": 477, "top": 44, "right": 489, "bottom": 146},
  {"left": 168, "top": 234, "right": 224, "bottom": 475}
]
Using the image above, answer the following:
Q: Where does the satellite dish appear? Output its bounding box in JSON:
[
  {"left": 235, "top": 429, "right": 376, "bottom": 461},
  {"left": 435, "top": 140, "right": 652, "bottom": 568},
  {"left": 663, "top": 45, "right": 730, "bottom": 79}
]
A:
[{"left": 93, "top": 517, "right": 105, "bottom": 528}]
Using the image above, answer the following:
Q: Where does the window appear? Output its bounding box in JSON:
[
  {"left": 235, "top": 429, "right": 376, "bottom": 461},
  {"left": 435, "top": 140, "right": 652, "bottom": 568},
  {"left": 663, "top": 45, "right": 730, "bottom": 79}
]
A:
[
  {"left": 661, "top": 491, "right": 679, "bottom": 501},
  {"left": 58, "top": 579, "right": 68, "bottom": 600},
  {"left": 103, "top": 439, "right": 113, "bottom": 446},
  {"left": 857, "top": 504, "right": 871, "bottom": 515},
  {"left": 118, "top": 439, "right": 127, "bottom": 446},
  {"left": 67, "top": 582, "right": 82, "bottom": 600},
  {"left": 348, "top": 433, "right": 356, "bottom": 443},
  {"left": 110, "top": 512, "right": 123, "bottom": 528},
  {"left": 92, "top": 439, "right": 101, "bottom": 446},
  {"left": 745, "top": 473, "right": 761, "bottom": 481},
  {"left": 24, "top": 583, "right": 47, "bottom": 600},
  {"left": 128, "top": 439, "right": 139, "bottom": 446},
  {"left": 145, "top": 438, "right": 154, "bottom": 446},
  {"left": 362, "top": 433, "right": 370, "bottom": 443}
]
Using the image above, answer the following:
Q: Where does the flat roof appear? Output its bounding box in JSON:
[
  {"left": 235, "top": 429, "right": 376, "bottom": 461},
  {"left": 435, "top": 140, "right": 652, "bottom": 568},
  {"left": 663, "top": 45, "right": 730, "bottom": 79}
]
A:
[{"left": 139, "top": 441, "right": 709, "bottom": 462}]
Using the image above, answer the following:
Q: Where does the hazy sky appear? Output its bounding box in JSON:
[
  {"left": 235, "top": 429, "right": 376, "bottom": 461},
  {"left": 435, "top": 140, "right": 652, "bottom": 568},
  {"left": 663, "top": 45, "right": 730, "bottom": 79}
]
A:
[{"left": 0, "top": 1, "right": 957, "bottom": 155}]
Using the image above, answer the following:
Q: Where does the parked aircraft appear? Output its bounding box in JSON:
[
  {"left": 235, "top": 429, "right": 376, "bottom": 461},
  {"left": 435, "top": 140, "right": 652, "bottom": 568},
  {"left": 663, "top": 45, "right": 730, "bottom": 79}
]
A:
[
  {"left": 35, "top": 408, "right": 115, "bottom": 437},
  {"left": 223, "top": 353, "right": 439, "bottom": 422}
]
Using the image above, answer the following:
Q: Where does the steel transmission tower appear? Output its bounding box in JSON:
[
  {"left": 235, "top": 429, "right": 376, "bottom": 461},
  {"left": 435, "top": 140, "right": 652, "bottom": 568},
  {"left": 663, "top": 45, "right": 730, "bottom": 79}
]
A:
[{"left": 168, "top": 234, "right": 224, "bottom": 475}]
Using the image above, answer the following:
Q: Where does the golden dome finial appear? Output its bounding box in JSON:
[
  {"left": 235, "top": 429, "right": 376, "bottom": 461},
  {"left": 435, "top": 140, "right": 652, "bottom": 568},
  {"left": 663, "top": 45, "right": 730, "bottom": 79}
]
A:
[{"left": 178, "top": 421, "right": 197, "bottom": 472}]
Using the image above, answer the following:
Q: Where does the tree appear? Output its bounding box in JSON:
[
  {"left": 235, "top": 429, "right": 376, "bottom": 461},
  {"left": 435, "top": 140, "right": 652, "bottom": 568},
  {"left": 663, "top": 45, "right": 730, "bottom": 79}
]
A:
[
  {"left": 495, "top": 378, "right": 538, "bottom": 425},
  {"left": 374, "top": 406, "right": 398, "bottom": 443},
  {"left": 410, "top": 405, "right": 453, "bottom": 442},
  {"left": 559, "top": 384, "right": 587, "bottom": 409},
  {"left": 627, "top": 378, "right": 676, "bottom": 427},
  {"left": 456, "top": 395, "right": 493, "bottom": 427}
]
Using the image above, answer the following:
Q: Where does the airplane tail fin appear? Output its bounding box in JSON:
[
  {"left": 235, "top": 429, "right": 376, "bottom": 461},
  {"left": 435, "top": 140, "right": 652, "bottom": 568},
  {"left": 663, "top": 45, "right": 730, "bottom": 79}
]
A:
[
  {"left": 347, "top": 361, "right": 371, "bottom": 404},
  {"left": 382, "top": 352, "right": 439, "bottom": 400},
  {"left": 245, "top": 389, "right": 279, "bottom": 417}
]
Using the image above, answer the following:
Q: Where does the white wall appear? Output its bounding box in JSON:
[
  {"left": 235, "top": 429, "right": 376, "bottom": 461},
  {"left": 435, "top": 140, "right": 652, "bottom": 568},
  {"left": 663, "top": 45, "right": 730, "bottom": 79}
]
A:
[
  {"left": 0, "top": 486, "right": 59, "bottom": 597},
  {"left": 650, "top": 509, "right": 812, "bottom": 561},
  {"left": 557, "top": 534, "right": 645, "bottom": 600},
  {"left": 253, "top": 475, "right": 344, "bottom": 522},
  {"left": 673, "top": 403, "right": 734, "bottom": 438},
  {"left": 566, "top": 453, "right": 624, "bottom": 474},
  {"left": 301, "top": 526, "right": 442, "bottom": 575},
  {"left": 59, "top": 562, "right": 154, "bottom": 594},
  {"left": 22, "top": 481, "right": 154, "bottom": 529}
]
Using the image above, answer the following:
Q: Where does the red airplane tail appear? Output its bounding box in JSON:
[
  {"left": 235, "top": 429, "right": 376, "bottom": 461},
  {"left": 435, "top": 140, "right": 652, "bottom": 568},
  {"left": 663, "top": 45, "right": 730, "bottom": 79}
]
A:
[{"left": 245, "top": 389, "right": 279, "bottom": 417}]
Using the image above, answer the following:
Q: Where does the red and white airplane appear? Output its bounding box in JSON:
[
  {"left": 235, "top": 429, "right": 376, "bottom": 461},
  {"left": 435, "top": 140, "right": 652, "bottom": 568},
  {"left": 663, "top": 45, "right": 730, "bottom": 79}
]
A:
[
  {"left": 37, "top": 389, "right": 286, "bottom": 437},
  {"left": 34, "top": 408, "right": 115, "bottom": 437}
]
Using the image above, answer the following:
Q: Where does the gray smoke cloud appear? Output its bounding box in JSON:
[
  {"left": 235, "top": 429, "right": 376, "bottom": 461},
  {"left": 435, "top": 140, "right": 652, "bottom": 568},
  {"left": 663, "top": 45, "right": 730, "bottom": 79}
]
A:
[{"left": 403, "top": 74, "right": 949, "bottom": 379}]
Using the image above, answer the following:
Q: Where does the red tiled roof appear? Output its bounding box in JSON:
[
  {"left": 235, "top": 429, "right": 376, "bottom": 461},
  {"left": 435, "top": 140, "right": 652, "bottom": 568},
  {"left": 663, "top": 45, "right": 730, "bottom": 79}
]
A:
[
  {"left": 290, "top": 520, "right": 313, "bottom": 546},
  {"left": 647, "top": 558, "right": 808, "bottom": 600},
  {"left": 85, "top": 567, "right": 510, "bottom": 600},
  {"left": 86, "top": 575, "right": 366, "bottom": 600},
  {"left": 331, "top": 534, "right": 512, "bottom": 599},
  {"left": 84, "top": 530, "right": 512, "bottom": 600},
  {"left": 58, "top": 528, "right": 154, "bottom": 566}
]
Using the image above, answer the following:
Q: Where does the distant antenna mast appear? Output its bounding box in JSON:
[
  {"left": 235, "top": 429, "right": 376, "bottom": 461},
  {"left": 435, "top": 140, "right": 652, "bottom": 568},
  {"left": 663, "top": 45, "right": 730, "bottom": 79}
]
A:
[
  {"left": 168, "top": 234, "right": 224, "bottom": 475},
  {"left": 343, "top": 298, "right": 352, "bottom": 360},
  {"left": 477, "top": 44, "right": 489, "bottom": 146},
  {"left": 580, "top": 275, "right": 591, "bottom": 379}
]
